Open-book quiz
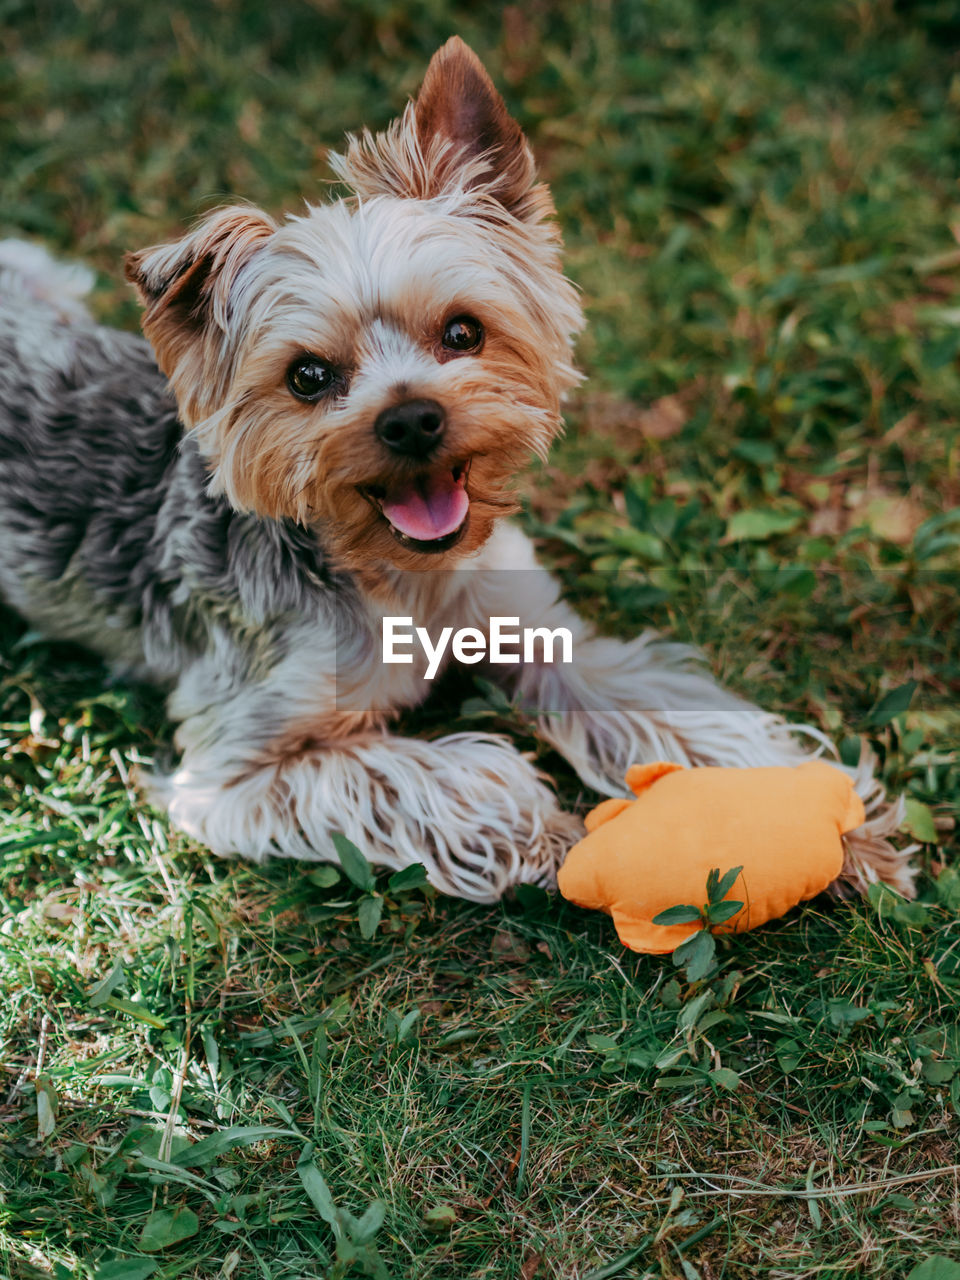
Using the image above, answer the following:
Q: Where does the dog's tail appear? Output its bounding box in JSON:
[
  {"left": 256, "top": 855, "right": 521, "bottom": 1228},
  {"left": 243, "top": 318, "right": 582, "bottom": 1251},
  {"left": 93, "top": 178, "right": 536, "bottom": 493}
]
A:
[{"left": 0, "top": 239, "right": 95, "bottom": 324}]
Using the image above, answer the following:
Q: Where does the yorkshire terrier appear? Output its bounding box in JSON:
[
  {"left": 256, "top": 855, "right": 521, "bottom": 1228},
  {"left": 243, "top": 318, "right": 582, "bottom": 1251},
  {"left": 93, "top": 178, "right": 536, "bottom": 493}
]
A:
[{"left": 0, "top": 38, "right": 915, "bottom": 901}]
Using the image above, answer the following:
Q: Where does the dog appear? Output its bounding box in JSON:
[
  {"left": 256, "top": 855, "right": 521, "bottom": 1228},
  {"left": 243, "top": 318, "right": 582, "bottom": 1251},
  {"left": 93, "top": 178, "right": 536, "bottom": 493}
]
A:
[{"left": 0, "top": 38, "right": 915, "bottom": 903}]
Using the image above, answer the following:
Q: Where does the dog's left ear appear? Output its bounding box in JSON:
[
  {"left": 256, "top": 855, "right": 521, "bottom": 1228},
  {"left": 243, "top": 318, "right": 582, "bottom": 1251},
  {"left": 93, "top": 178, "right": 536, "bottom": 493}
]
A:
[
  {"left": 335, "top": 38, "right": 552, "bottom": 223},
  {"left": 413, "top": 37, "right": 539, "bottom": 215}
]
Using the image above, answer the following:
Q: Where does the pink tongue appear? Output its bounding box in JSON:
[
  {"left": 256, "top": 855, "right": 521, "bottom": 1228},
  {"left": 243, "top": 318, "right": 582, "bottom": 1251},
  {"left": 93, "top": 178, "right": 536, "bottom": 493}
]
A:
[{"left": 382, "top": 471, "right": 468, "bottom": 541}]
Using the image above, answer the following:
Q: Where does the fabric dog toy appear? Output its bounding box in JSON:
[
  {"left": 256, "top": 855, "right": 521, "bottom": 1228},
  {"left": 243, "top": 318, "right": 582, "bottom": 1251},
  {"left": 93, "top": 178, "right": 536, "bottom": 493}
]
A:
[{"left": 557, "top": 760, "right": 865, "bottom": 953}]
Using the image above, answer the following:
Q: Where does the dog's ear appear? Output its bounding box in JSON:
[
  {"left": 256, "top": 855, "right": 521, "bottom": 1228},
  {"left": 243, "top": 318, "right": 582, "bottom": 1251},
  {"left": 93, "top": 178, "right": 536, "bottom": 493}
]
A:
[
  {"left": 333, "top": 38, "right": 551, "bottom": 222},
  {"left": 125, "top": 206, "right": 275, "bottom": 384},
  {"left": 413, "top": 38, "right": 538, "bottom": 213}
]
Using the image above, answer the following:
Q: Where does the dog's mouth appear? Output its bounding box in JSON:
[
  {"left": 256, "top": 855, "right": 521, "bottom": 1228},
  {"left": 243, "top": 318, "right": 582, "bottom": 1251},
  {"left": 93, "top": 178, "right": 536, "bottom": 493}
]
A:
[{"left": 360, "top": 461, "right": 471, "bottom": 554}]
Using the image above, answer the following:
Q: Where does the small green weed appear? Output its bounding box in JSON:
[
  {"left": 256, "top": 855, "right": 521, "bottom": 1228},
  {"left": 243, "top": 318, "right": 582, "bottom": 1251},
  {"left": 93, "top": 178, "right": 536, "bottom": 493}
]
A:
[{"left": 653, "top": 864, "right": 746, "bottom": 982}]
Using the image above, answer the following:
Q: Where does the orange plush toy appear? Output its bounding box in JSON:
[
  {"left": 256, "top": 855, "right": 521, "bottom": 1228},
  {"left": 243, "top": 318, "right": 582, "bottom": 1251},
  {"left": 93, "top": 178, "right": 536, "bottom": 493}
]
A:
[{"left": 557, "top": 761, "right": 865, "bottom": 953}]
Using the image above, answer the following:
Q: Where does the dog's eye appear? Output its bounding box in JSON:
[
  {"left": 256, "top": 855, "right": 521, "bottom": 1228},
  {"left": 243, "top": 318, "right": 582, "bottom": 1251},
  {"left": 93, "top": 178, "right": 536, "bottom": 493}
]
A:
[
  {"left": 286, "top": 356, "right": 336, "bottom": 400},
  {"left": 441, "top": 316, "right": 483, "bottom": 353}
]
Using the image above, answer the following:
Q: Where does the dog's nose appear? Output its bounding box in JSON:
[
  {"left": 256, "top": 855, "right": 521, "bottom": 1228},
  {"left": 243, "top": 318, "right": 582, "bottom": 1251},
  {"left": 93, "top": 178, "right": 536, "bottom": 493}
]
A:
[{"left": 374, "top": 399, "right": 446, "bottom": 458}]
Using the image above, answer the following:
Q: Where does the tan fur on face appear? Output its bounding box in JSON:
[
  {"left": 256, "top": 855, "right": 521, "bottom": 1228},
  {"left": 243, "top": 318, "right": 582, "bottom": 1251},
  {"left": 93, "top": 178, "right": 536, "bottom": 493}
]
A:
[
  {"left": 126, "top": 40, "right": 583, "bottom": 573},
  {"left": 215, "top": 266, "right": 572, "bottom": 572}
]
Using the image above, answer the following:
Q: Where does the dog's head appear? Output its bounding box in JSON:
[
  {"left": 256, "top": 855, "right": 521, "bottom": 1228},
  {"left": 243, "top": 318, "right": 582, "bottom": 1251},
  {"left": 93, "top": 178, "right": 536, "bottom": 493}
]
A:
[{"left": 125, "top": 38, "right": 582, "bottom": 570}]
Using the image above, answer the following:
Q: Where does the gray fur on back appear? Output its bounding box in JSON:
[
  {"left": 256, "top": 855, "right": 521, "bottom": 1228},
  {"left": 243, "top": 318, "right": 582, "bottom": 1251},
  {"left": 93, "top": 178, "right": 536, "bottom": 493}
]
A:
[{"left": 0, "top": 244, "right": 336, "bottom": 683}]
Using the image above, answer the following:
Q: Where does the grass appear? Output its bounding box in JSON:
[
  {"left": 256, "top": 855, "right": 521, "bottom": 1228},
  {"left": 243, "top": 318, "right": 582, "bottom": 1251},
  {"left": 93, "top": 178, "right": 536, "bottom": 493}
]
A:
[{"left": 1, "top": 1, "right": 959, "bottom": 1276}]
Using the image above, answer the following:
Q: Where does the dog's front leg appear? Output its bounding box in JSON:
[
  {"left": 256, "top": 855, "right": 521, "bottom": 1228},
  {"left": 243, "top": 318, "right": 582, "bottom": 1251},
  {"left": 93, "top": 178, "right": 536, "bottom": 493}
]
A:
[
  {"left": 466, "top": 525, "right": 916, "bottom": 897},
  {"left": 148, "top": 699, "right": 581, "bottom": 903}
]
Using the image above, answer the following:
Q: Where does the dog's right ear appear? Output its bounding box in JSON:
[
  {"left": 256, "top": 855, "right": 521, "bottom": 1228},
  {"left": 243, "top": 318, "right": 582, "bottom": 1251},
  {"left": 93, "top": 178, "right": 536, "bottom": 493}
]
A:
[{"left": 125, "top": 206, "right": 276, "bottom": 398}]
